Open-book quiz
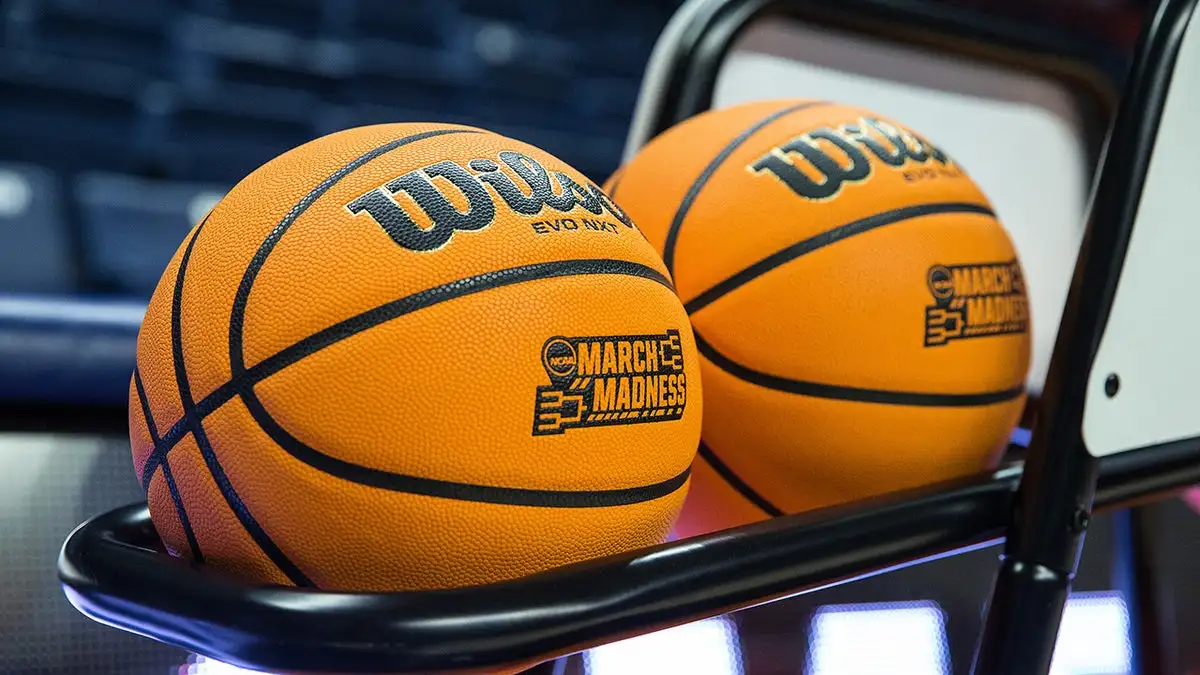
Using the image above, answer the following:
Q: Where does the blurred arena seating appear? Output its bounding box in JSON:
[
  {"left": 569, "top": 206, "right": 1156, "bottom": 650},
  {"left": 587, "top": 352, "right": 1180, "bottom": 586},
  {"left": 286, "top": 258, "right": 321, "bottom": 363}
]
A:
[
  {"left": 0, "top": 0, "right": 680, "bottom": 409},
  {"left": 0, "top": 0, "right": 676, "bottom": 288},
  {"left": 0, "top": 162, "right": 74, "bottom": 294}
]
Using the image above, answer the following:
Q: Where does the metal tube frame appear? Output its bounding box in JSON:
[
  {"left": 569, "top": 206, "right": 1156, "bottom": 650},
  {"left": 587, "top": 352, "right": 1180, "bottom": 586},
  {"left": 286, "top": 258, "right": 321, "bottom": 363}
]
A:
[{"left": 971, "top": 0, "right": 1195, "bottom": 669}]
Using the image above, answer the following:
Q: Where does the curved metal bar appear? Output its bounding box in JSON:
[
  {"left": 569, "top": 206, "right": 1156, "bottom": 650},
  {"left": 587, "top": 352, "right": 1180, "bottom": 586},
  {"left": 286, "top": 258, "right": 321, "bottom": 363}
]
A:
[{"left": 58, "top": 439, "right": 1200, "bottom": 674}]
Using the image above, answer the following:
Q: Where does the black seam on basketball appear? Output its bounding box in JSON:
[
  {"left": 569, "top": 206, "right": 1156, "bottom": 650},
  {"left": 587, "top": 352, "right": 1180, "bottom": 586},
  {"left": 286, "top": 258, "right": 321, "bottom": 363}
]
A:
[
  {"left": 662, "top": 101, "right": 832, "bottom": 275},
  {"left": 606, "top": 166, "right": 626, "bottom": 200},
  {"left": 249, "top": 259, "right": 673, "bottom": 382},
  {"left": 141, "top": 258, "right": 673, "bottom": 486},
  {"left": 228, "top": 127, "right": 480, "bottom": 376},
  {"left": 146, "top": 381, "right": 238, "bottom": 465},
  {"left": 235, "top": 262, "right": 683, "bottom": 507},
  {"left": 168, "top": 217, "right": 314, "bottom": 587},
  {"left": 695, "top": 331, "right": 1025, "bottom": 407},
  {"left": 133, "top": 369, "right": 160, "bottom": 444},
  {"left": 134, "top": 369, "right": 204, "bottom": 562},
  {"left": 244, "top": 383, "right": 691, "bottom": 506},
  {"left": 142, "top": 127, "right": 686, "bottom": 508},
  {"left": 697, "top": 441, "right": 784, "bottom": 517},
  {"left": 158, "top": 460, "right": 204, "bottom": 564},
  {"left": 685, "top": 202, "right": 996, "bottom": 314}
]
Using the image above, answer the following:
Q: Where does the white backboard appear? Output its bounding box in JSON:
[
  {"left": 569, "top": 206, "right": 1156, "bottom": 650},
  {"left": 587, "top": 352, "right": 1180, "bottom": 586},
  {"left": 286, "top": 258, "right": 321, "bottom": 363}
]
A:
[{"left": 1083, "top": 10, "right": 1200, "bottom": 457}]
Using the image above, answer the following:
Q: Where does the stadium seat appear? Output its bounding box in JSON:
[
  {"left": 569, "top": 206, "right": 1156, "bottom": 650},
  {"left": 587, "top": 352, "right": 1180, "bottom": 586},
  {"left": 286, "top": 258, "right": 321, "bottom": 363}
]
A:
[
  {"left": 74, "top": 172, "right": 225, "bottom": 296},
  {"left": 0, "top": 52, "right": 148, "bottom": 172},
  {"left": 33, "top": 0, "right": 173, "bottom": 75},
  {"left": 0, "top": 163, "right": 75, "bottom": 294},
  {"left": 455, "top": 0, "right": 538, "bottom": 24},
  {"left": 576, "top": 5, "right": 670, "bottom": 80},
  {"left": 353, "top": 0, "right": 449, "bottom": 49},
  {"left": 342, "top": 50, "right": 462, "bottom": 112},
  {"left": 215, "top": 0, "right": 339, "bottom": 39},
  {"left": 472, "top": 86, "right": 582, "bottom": 132},
  {"left": 175, "top": 13, "right": 349, "bottom": 97},
  {"left": 160, "top": 85, "right": 317, "bottom": 182},
  {"left": 0, "top": 294, "right": 141, "bottom": 405},
  {"left": 575, "top": 76, "right": 641, "bottom": 126},
  {"left": 218, "top": 56, "right": 347, "bottom": 96},
  {"left": 40, "top": 0, "right": 179, "bottom": 30}
]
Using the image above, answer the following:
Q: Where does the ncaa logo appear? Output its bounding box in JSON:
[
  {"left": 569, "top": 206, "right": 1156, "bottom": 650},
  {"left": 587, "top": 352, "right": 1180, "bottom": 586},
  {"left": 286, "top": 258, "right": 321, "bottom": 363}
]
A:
[
  {"left": 542, "top": 338, "right": 577, "bottom": 378},
  {"left": 927, "top": 265, "right": 955, "bottom": 301}
]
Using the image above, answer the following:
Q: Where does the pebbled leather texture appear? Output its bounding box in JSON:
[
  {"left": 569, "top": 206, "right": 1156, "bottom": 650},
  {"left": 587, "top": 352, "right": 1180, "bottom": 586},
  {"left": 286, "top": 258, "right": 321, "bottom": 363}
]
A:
[
  {"left": 610, "top": 100, "right": 1030, "bottom": 538},
  {"left": 131, "top": 123, "right": 702, "bottom": 591}
]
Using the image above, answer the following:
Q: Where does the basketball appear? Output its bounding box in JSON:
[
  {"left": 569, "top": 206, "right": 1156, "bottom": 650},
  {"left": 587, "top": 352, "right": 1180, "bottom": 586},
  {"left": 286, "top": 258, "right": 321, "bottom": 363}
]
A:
[
  {"left": 608, "top": 100, "right": 1031, "bottom": 537},
  {"left": 128, "top": 122, "right": 702, "bottom": 591}
]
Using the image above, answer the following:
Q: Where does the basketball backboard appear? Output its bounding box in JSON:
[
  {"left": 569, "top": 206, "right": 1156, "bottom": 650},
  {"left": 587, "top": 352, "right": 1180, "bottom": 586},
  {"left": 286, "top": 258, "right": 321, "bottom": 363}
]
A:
[{"left": 1082, "top": 9, "right": 1200, "bottom": 458}]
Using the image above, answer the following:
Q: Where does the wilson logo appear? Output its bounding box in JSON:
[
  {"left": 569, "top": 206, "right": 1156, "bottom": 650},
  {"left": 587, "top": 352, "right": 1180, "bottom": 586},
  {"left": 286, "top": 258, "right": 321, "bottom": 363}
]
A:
[
  {"left": 346, "top": 151, "right": 634, "bottom": 251},
  {"left": 750, "top": 117, "right": 961, "bottom": 200},
  {"left": 533, "top": 331, "right": 689, "bottom": 435}
]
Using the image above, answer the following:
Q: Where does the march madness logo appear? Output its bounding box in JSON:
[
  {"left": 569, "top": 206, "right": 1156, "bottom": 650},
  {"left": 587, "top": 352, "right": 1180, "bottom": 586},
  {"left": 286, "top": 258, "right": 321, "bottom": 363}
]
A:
[
  {"left": 925, "top": 260, "right": 1029, "bottom": 347},
  {"left": 532, "top": 330, "right": 689, "bottom": 435}
]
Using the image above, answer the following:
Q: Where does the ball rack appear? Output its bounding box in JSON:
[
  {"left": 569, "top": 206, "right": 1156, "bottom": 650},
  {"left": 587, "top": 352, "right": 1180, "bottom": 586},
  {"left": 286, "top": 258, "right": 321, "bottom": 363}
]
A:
[
  {"left": 59, "top": 443, "right": 1199, "bottom": 674},
  {"left": 57, "top": 0, "right": 1200, "bottom": 673}
]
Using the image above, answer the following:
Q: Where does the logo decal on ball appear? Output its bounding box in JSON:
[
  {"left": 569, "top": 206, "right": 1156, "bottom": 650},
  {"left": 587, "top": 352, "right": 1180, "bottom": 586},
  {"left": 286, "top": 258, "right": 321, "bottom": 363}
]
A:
[
  {"left": 925, "top": 261, "right": 1029, "bottom": 347},
  {"left": 533, "top": 331, "right": 689, "bottom": 435},
  {"left": 346, "top": 150, "right": 633, "bottom": 252},
  {"left": 749, "top": 117, "right": 961, "bottom": 200}
]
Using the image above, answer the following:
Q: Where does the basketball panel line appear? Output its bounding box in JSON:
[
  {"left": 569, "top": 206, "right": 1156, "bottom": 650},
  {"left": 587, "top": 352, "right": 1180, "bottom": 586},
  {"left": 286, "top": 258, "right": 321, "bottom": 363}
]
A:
[
  {"left": 134, "top": 368, "right": 204, "bottom": 563},
  {"left": 697, "top": 441, "right": 785, "bottom": 517},
  {"left": 236, "top": 269, "right": 691, "bottom": 507},
  {"left": 696, "top": 331, "right": 1025, "bottom": 407},
  {"left": 662, "top": 101, "right": 833, "bottom": 275},
  {"left": 228, "top": 127, "right": 482, "bottom": 377},
  {"left": 169, "top": 217, "right": 314, "bottom": 587},
  {"left": 141, "top": 261, "right": 685, "bottom": 505},
  {"left": 245, "top": 259, "right": 673, "bottom": 381},
  {"left": 241, "top": 386, "right": 691, "bottom": 507},
  {"left": 684, "top": 202, "right": 996, "bottom": 314}
]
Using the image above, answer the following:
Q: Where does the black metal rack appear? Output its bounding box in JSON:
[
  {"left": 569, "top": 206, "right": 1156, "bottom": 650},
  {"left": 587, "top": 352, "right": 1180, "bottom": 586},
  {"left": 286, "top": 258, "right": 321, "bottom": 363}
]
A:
[
  {"left": 970, "top": 0, "right": 1198, "bottom": 669},
  {"left": 56, "top": 0, "right": 1200, "bottom": 673},
  {"left": 627, "top": 0, "right": 1121, "bottom": 167},
  {"left": 59, "top": 438, "right": 1200, "bottom": 673}
]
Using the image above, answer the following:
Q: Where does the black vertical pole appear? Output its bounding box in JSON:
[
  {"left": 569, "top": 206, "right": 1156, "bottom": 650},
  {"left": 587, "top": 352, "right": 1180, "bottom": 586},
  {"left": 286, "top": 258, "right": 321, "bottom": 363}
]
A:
[
  {"left": 969, "top": 397, "right": 1099, "bottom": 675},
  {"left": 971, "top": 0, "right": 1196, "bottom": 672}
]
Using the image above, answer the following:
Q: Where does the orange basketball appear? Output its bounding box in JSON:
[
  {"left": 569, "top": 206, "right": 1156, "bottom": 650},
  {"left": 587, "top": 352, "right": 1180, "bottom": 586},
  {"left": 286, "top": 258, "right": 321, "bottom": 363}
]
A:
[
  {"left": 129, "top": 122, "right": 702, "bottom": 591},
  {"left": 608, "top": 100, "right": 1030, "bottom": 538}
]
